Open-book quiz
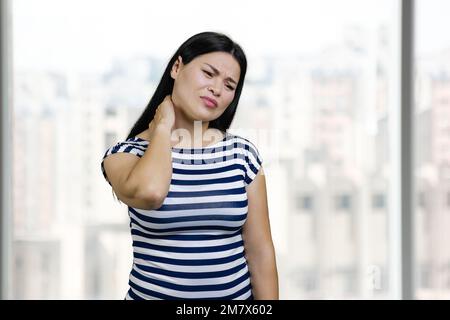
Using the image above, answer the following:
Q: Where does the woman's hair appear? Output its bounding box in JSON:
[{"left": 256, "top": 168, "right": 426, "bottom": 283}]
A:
[{"left": 126, "top": 31, "right": 247, "bottom": 140}]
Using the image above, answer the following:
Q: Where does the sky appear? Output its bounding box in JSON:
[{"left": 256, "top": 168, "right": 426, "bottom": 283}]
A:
[{"left": 10, "top": 0, "right": 449, "bottom": 74}]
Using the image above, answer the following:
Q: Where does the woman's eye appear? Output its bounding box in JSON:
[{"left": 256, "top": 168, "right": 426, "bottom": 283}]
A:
[
  {"left": 203, "top": 70, "right": 234, "bottom": 90},
  {"left": 203, "top": 70, "right": 212, "bottom": 77}
]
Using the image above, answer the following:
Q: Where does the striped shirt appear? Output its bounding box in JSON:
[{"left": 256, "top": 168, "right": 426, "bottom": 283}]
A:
[{"left": 101, "top": 132, "right": 263, "bottom": 300}]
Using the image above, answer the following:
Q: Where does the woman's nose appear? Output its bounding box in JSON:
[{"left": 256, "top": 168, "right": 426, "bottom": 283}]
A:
[{"left": 208, "top": 84, "right": 221, "bottom": 96}]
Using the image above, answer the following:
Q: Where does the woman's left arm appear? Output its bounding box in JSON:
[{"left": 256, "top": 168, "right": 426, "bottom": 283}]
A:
[{"left": 242, "top": 166, "right": 279, "bottom": 300}]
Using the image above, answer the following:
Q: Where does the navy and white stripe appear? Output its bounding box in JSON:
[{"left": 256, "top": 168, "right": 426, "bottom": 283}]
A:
[{"left": 101, "top": 132, "right": 263, "bottom": 300}]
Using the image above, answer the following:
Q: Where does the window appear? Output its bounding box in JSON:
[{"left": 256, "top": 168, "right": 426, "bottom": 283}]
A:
[
  {"left": 296, "top": 194, "right": 314, "bottom": 211},
  {"left": 418, "top": 191, "right": 426, "bottom": 209},
  {"left": 335, "top": 194, "right": 352, "bottom": 211},
  {"left": 415, "top": 0, "right": 450, "bottom": 300},
  {"left": 105, "top": 107, "right": 117, "bottom": 117},
  {"left": 4, "top": 0, "right": 400, "bottom": 299},
  {"left": 447, "top": 192, "right": 450, "bottom": 208},
  {"left": 373, "top": 193, "right": 386, "bottom": 209}
]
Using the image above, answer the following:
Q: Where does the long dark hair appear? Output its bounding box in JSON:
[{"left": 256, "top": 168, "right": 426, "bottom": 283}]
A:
[{"left": 126, "top": 31, "right": 247, "bottom": 140}]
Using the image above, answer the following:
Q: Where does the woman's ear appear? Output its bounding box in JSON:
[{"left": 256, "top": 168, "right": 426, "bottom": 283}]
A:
[{"left": 170, "top": 56, "right": 183, "bottom": 80}]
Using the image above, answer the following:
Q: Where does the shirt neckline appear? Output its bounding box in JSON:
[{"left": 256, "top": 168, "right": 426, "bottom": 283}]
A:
[{"left": 130, "top": 132, "right": 230, "bottom": 151}]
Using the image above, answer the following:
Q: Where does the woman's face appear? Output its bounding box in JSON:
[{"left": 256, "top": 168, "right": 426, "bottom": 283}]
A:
[{"left": 170, "top": 51, "right": 241, "bottom": 123}]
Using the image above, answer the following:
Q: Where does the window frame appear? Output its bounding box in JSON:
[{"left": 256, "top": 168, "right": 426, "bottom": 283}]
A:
[{"left": 0, "top": 0, "right": 13, "bottom": 300}]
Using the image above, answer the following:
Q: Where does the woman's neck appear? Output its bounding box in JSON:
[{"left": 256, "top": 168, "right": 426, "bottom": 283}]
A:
[
  {"left": 170, "top": 110, "right": 223, "bottom": 148},
  {"left": 172, "top": 121, "right": 224, "bottom": 148}
]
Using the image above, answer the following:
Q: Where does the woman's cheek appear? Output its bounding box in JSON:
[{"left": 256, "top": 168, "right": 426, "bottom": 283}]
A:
[
  {"left": 178, "top": 81, "right": 192, "bottom": 102},
  {"left": 225, "top": 93, "right": 235, "bottom": 106},
  {"left": 196, "top": 77, "right": 209, "bottom": 88}
]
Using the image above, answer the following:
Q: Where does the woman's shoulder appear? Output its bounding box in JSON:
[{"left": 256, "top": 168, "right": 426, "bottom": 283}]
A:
[
  {"left": 226, "top": 133, "right": 263, "bottom": 186},
  {"left": 226, "top": 132, "right": 259, "bottom": 150},
  {"left": 102, "top": 135, "right": 149, "bottom": 160},
  {"left": 135, "top": 128, "right": 151, "bottom": 142}
]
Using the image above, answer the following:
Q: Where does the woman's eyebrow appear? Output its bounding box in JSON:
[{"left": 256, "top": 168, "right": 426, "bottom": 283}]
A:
[{"left": 204, "top": 63, "right": 237, "bottom": 85}]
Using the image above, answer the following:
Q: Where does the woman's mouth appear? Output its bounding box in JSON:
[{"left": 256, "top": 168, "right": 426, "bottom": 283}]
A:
[{"left": 200, "top": 96, "right": 218, "bottom": 109}]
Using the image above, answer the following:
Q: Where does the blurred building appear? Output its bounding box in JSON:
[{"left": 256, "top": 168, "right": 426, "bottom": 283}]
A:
[{"left": 11, "top": 29, "right": 450, "bottom": 299}]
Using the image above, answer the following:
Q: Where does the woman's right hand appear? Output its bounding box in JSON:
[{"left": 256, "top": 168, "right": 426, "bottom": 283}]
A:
[{"left": 148, "top": 95, "right": 176, "bottom": 136}]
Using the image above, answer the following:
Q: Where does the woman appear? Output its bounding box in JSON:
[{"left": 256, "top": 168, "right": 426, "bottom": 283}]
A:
[{"left": 101, "top": 31, "right": 278, "bottom": 300}]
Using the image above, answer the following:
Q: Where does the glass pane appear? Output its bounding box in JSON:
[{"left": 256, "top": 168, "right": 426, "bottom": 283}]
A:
[
  {"left": 11, "top": 0, "right": 399, "bottom": 299},
  {"left": 415, "top": 0, "right": 450, "bottom": 299}
]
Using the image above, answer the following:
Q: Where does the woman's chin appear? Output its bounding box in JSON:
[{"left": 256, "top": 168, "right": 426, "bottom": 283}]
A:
[{"left": 194, "top": 110, "right": 217, "bottom": 121}]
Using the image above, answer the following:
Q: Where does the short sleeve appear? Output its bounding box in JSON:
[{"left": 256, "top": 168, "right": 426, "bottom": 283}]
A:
[
  {"left": 243, "top": 139, "right": 263, "bottom": 187},
  {"left": 100, "top": 139, "right": 147, "bottom": 186}
]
